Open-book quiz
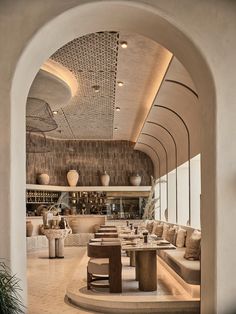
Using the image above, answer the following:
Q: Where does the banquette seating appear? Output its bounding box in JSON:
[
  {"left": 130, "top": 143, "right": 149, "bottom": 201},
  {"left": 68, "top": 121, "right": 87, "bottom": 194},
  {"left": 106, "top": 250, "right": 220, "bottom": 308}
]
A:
[{"left": 145, "top": 220, "right": 201, "bottom": 285}]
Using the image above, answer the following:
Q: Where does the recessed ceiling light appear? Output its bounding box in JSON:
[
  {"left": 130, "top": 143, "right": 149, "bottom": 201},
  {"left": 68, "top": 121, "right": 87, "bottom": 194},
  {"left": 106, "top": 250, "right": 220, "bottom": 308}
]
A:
[
  {"left": 53, "top": 110, "right": 58, "bottom": 115},
  {"left": 92, "top": 85, "right": 100, "bottom": 92},
  {"left": 115, "top": 107, "right": 121, "bottom": 111},
  {"left": 117, "top": 81, "right": 124, "bottom": 87},
  {"left": 114, "top": 127, "right": 118, "bottom": 131},
  {"left": 120, "top": 41, "right": 128, "bottom": 48}
]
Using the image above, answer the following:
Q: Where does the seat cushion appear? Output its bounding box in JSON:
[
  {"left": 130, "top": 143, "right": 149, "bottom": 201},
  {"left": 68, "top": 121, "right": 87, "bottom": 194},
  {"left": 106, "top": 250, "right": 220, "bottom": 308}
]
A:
[
  {"left": 158, "top": 248, "right": 200, "bottom": 285},
  {"left": 88, "top": 258, "right": 109, "bottom": 275}
]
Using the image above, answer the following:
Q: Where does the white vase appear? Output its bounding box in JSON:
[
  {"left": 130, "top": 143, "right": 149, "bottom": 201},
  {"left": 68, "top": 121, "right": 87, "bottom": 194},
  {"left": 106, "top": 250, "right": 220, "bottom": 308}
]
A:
[
  {"left": 100, "top": 171, "right": 110, "bottom": 186},
  {"left": 130, "top": 174, "right": 141, "bottom": 186},
  {"left": 37, "top": 173, "right": 50, "bottom": 185},
  {"left": 67, "top": 170, "right": 79, "bottom": 187}
]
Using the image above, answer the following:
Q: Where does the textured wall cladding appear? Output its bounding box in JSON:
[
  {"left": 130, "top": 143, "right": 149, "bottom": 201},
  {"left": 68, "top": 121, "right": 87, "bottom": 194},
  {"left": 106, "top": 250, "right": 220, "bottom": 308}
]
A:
[{"left": 26, "top": 137, "right": 154, "bottom": 186}]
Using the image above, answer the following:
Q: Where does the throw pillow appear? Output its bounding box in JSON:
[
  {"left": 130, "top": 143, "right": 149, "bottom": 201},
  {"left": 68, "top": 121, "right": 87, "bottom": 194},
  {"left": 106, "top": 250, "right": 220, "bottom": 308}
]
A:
[
  {"left": 175, "top": 228, "right": 187, "bottom": 248},
  {"left": 184, "top": 230, "right": 201, "bottom": 260},
  {"left": 165, "top": 227, "right": 177, "bottom": 244},
  {"left": 162, "top": 223, "right": 170, "bottom": 240},
  {"left": 152, "top": 221, "right": 160, "bottom": 234},
  {"left": 146, "top": 220, "right": 154, "bottom": 233},
  {"left": 154, "top": 224, "right": 163, "bottom": 237}
]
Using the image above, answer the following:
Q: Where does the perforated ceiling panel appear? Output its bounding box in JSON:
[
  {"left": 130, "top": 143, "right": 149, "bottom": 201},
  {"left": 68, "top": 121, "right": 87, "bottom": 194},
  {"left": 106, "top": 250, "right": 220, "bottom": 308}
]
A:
[{"left": 50, "top": 31, "right": 119, "bottom": 139}]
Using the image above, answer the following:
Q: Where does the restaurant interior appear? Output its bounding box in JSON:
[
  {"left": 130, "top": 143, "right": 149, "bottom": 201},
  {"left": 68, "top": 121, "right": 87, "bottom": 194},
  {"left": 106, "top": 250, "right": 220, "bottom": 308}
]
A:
[
  {"left": 1, "top": 1, "right": 236, "bottom": 314},
  {"left": 24, "top": 28, "right": 201, "bottom": 313}
]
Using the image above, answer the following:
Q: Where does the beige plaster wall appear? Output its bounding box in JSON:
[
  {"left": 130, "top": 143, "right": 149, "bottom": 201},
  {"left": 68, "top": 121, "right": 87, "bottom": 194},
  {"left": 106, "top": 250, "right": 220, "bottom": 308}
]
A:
[{"left": 0, "top": 1, "right": 235, "bottom": 313}]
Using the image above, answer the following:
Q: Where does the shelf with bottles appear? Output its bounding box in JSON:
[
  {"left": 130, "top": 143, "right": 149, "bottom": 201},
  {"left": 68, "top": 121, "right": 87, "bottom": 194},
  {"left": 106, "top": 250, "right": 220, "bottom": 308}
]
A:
[
  {"left": 76, "top": 196, "right": 107, "bottom": 215},
  {"left": 26, "top": 190, "right": 60, "bottom": 204},
  {"left": 68, "top": 191, "right": 107, "bottom": 209}
]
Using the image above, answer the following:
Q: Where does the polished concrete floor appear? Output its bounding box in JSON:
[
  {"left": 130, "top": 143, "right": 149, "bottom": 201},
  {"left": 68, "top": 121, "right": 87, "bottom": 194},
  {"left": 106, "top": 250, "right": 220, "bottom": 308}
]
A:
[{"left": 27, "top": 246, "right": 199, "bottom": 314}]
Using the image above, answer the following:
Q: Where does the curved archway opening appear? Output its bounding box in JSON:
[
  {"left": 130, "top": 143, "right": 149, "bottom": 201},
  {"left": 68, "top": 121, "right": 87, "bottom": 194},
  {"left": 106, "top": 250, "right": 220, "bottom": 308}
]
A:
[{"left": 9, "top": 1, "right": 216, "bottom": 311}]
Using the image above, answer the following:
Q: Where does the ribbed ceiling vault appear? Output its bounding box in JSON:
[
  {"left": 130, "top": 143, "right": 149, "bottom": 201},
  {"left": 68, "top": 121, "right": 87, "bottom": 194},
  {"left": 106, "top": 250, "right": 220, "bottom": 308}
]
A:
[{"left": 135, "top": 57, "right": 200, "bottom": 178}]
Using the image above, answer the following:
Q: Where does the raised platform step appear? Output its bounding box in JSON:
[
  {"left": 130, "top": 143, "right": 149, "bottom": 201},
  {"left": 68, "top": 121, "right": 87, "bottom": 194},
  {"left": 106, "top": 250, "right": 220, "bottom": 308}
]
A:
[{"left": 66, "top": 252, "right": 200, "bottom": 313}]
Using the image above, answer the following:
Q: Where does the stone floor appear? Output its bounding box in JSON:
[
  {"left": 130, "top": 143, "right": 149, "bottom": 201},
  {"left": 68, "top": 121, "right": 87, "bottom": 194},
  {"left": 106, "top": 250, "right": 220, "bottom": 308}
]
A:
[
  {"left": 27, "top": 246, "right": 199, "bottom": 314},
  {"left": 27, "top": 247, "right": 96, "bottom": 313}
]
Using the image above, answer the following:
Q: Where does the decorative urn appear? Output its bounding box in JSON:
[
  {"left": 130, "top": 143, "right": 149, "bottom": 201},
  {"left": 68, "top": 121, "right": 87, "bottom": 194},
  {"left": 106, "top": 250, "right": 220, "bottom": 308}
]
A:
[
  {"left": 100, "top": 171, "right": 110, "bottom": 186},
  {"left": 130, "top": 174, "right": 142, "bottom": 186},
  {"left": 37, "top": 173, "right": 50, "bottom": 185},
  {"left": 67, "top": 170, "right": 79, "bottom": 187}
]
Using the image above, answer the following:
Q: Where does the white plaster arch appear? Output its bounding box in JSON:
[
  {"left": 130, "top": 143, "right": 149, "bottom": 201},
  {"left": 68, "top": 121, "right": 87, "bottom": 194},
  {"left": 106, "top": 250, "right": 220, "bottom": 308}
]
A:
[{"left": 8, "top": 1, "right": 216, "bottom": 312}]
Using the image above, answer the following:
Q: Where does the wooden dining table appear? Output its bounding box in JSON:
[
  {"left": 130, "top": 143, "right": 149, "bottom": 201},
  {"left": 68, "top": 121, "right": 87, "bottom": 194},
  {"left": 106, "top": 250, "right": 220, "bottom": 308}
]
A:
[
  {"left": 97, "top": 228, "right": 117, "bottom": 233},
  {"left": 95, "top": 232, "right": 119, "bottom": 238},
  {"left": 122, "top": 241, "right": 176, "bottom": 291}
]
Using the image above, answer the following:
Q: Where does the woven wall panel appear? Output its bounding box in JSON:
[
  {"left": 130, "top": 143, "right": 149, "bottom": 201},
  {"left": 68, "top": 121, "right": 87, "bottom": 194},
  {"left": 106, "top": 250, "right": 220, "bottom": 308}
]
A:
[{"left": 26, "top": 136, "right": 154, "bottom": 186}]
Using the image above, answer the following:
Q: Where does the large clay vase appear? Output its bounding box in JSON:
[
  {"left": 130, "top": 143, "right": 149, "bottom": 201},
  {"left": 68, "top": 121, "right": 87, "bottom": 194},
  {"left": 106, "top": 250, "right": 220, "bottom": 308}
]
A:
[
  {"left": 26, "top": 220, "right": 33, "bottom": 237},
  {"left": 100, "top": 171, "right": 110, "bottom": 186},
  {"left": 69, "top": 219, "right": 80, "bottom": 234},
  {"left": 37, "top": 173, "right": 50, "bottom": 185},
  {"left": 67, "top": 170, "right": 79, "bottom": 187},
  {"left": 130, "top": 174, "right": 142, "bottom": 186}
]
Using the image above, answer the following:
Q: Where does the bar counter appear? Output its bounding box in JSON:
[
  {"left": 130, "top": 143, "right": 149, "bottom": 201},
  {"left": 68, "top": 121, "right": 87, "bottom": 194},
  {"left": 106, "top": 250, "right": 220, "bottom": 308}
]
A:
[{"left": 26, "top": 215, "right": 106, "bottom": 236}]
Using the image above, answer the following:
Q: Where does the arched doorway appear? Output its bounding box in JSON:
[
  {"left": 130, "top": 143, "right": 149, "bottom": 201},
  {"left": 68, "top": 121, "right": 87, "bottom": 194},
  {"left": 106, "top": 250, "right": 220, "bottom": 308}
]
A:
[{"left": 8, "top": 1, "right": 216, "bottom": 312}]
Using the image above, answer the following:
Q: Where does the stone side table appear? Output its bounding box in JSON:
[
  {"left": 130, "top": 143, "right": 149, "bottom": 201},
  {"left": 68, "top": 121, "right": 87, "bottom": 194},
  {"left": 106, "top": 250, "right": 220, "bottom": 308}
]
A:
[{"left": 43, "top": 229, "right": 70, "bottom": 258}]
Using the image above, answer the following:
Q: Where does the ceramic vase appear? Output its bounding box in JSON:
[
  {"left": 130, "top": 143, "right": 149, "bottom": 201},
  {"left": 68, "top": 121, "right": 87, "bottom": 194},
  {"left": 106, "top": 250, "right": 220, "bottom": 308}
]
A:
[
  {"left": 100, "top": 171, "right": 110, "bottom": 186},
  {"left": 26, "top": 220, "right": 33, "bottom": 237},
  {"left": 67, "top": 170, "right": 79, "bottom": 187},
  {"left": 37, "top": 173, "right": 50, "bottom": 185},
  {"left": 69, "top": 219, "right": 80, "bottom": 234},
  {"left": 130, "top": 174, "right": 141, "bottom": 186}
]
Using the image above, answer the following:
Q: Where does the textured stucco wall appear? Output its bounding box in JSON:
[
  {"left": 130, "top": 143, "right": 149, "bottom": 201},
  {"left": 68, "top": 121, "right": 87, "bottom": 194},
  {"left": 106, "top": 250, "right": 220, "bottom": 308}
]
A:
[{"left": 26, "top": 136, "right": 153, "bottom": 186}]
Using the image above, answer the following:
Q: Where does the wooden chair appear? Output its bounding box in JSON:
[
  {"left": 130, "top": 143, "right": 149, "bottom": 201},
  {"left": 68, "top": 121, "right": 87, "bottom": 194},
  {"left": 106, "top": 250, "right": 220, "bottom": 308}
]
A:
[{"left": 87, "top": 242, "right": 122, "bottom": 293}]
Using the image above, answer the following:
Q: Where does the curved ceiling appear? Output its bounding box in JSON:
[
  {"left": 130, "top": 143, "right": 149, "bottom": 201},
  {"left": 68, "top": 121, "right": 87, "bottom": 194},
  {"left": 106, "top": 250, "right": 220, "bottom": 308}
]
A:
[
  {"left": 28, "top": 31, "right": 172, "bottom": 141},
  {"left": 28, "top": 69, "right": 73, "bottom": 108},
  {"left": 135, "top": 57, "right": 200, "bottom": 178},
  {"left": 27, "top": 31, "right": 200, "bottom": 178}
]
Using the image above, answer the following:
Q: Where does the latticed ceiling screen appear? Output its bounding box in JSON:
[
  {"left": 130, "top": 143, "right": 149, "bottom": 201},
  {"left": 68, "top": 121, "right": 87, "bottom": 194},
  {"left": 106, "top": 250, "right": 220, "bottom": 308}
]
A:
[{"left": 50, "top": 31, "right": 119, "bottom": 139}]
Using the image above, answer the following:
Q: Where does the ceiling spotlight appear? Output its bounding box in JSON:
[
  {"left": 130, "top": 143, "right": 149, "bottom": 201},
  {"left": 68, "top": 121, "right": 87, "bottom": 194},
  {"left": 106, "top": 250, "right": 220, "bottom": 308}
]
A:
[
  {"left": 117, "top": 81, "right": 124, "bottom": 87},
  {"left": 92, "top": 85, "right": 100, "bottom": 92},
  {"left": 115, "top": 107, "right": 121, "bottom": 111},
  {"left": 120, "top": 41, "right": 128, "bottom": 48},
  {"left": 52, "top": 110, "right": 58, "bottom": 115},
  {"left": 114, "top": 127, "right": 118, "bottom": 131}
]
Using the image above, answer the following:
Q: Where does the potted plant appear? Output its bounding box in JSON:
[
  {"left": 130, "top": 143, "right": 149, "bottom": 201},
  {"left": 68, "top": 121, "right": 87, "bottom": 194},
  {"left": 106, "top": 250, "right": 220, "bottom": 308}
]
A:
[{"left": 0, "top": 261, "right": 25, "bottom": 313}]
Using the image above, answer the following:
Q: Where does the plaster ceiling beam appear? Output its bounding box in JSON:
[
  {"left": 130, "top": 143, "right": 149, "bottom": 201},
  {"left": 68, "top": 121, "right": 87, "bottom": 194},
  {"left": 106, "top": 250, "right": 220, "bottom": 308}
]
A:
[{"left": 28, "top": 60, "right": 77, "bottom": 110}]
